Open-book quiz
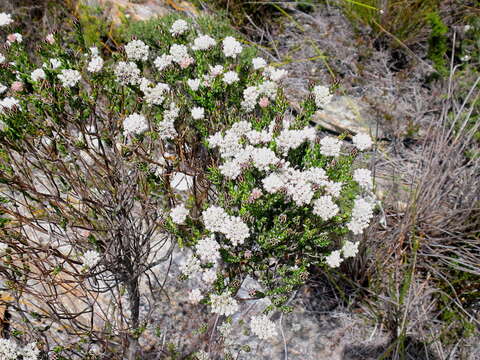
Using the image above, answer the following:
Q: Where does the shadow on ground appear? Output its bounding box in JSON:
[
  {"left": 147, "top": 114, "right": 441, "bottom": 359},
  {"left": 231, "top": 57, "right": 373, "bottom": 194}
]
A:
[{"left": 343, "top": 336, "right": 440, "bottom": 360}]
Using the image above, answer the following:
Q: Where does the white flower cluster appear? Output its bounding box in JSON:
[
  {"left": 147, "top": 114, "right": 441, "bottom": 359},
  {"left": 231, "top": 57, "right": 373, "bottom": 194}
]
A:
[
  {"left": 195, "top": 235, "right": 220, "bottom": 263},
  {"left": 154, "top": 54, "right": 173, "bottom": 72},
  {"left": 210, "top": 291, "right": 239, "bottom": 316},
  {"left": 169, "top": 44, "right": 194, "bottom": 68},
  {"left": 312, "top": 195, "right": 339, "bottom": 221},
  {"left": 82, "top": 250, "right": 101, "bottom": 269},
  {"left": 123, "top": 113, "right": 149, "bottom": 136},
  {"left": 87, "top": 48, "right": 104, "bottom": 73},
  {"left": 347, "top": 197, "right": 375, "bottom": 235},
  {"left": 188, "top": 288, "right": 203, "bottom": 304},
  {"left": 313, "top": 85, "right": 333, "bottom": 108},
  {"left": 170, "top": 19, "right": 189, "bottom": 36},
  {"left": 158, "top": 102, "right": 179, "bottom": 139},
  {"left": 180, "top": 253, "right": 201, "bottom": 277},
  {"left": 320, "top": 136, "right": 342, "bottom": 157},
  {"left": 0, "top": 97, "right": 20, "bottom": 114},
  {"left": 202, "top": 206, "right": 250, "bottom": 246},
  {"left": 114, "top": 61, "right": 141, "bottom": 85},
  {"left": 87, "top": 56, "right": 104, "bottom": 73},
  {"left": 325, "top": 240, "right": 360, "bottom": 268},
  {"left": 57, "top": 69, "right": 81, "bottom": 87},
  {"left": 352, "top": 132, "right": 373, "bottom": 151},
  {"left": 222, "top": 36, "right": 243, "bottom": 58},
  {"left": 142, "top": 81, "right": 170, "bottom": 105},
  {"left": 342, "top": 240, "right": 359, "bottom": 258},
  {"left": 31, "top": 68, "right": 46, "bottom": 82},
  {"left": 353, "top": 168, "right": 372, "bottom": 190},
  {"left": 0, "top": 13, "right": 13, "bottom": 27},
  {"left": 240, "top": 81, "right": 278, "bottom": 112},
  {"left": 191, "top": 106, "right": 204, "bottom": 120},
  {"left": 252, "top": 57, "right": 267, "bottom": 70},
  {"left": 170, "top": 203, "right": 189, "bottom": 224},
  {"left": 192, "top": 34, "right": 216, "bottom": 50},
  {"left": 250, "top": 315, "right": 278, "bottom": 340},
  {"left": 223, "top": 71, "right": 239, "bottom": 85},
  {"left": 276, "top": 127, "right": 316, "bottom": 155},
  {"left": 0, "top": 242, "right": 8, "bottom": 255},
  {"left": 263, "top": 66, "right": 288, "bottom": 82},
  {"left": 187, "top": 78, "right": 201, "bottom": 91},
  {"left": 125, "top": 40, "right": 149, "bottom": 61},
  {"left": 0, "top": 339, "right": 39, "bottom": 360}
]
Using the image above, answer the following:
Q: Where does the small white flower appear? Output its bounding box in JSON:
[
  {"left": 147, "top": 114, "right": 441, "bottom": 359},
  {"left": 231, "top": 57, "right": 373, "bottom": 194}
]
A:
[
  {"left": 187, "top": 78, "right": 201, "bottom": 91},
  {"left": 20, "top": 342, "right": 40, "bottom": 360},
  {"left": 0, "top": 97, "right": 20, "bottom": 113},
  {"left": 313, "top": 195, "right": 339, "bottom": 221},
  {"left": 49, "top": 58, "right": 62, "bottom": 69},
  {"left": 342, "top": 241, "right": 359, "bottom": 258},
  {"left": 180, "top": 253, "right": 201, "bottom": 277},
  {"left": 353, "top": 168, "right": 373, "bottom": 190},
  {"left": 114, "top": 61, "right": 141, "bottom": 86},
  {"left": 0, "top": 84, "right": 7, "bottom": 94},
  {"left": 123, "top": 113, "right": 149, "bottom": 136},
  {"left": 0, "top": 54, "right": 5, "bottom": 64},
  {"left": 171, "top": 203, "right": 189, "bottom": 224},
  {"left": 154, "top": 54, "right": 173, "bottom": 71},
  {"left": 269, "top": 68, "right": 288, "bottom": 82},
  {"left": 0, "top": 338, "right": 18, "bottom": 360},
  {"left": 170, "top": 19, "right": 189, "bottom": 36},
  {"left": 125, "top": 40, "right": 149, "bottom": 61},
  {"left": 202, "top": 268, "right": 217, "bottom": 284},
  {"left": 250, "top": 315, "right": 277, "bottom": 341},
  {"left": 222, "top": 71, "right": 239, "bottom": 85},
  {"left": 191, "top": 34, "right": 216, "bottom": 50},
  {"left": 57, "top": 69, "right": 81, "bottom": 87},
  {"left": 87, "top": 56, "right": 104, "bottom": 73},
  {"left": 0, "top": 13, "right": 13, "bottom": 27},
  {"left": 313, "top": 85, "right": 333, "bottom": 107},
  {"left": 252, "top": 57, "right": 267, "bottom": 70},
  {"left": 320, "top": 136, "right": 341, "bottom": 157},
  {"left": 191, "top": 107, "right": 204, "bottom": 120},
  {"left": 461, "top": 54, "right": 471, "bottom": 62},
  {"left": 222, "top": 36, "right": 243, "bottom": 58},
  {"left": 352, "top": 133, "right": 372, "bottom": 151},
  {"left": 143, "top": 82, "right": 170, "bottom": 105},
  {"left": 0, "top": 242, "right": 8, "bottom": 256},
  {"left": 188, "top": 288, "right": 203, "bottom": 304},
  {"left": 210, "top": 291, "right": 239, "bottom": 316},
  {"left": 195, "top": 235, "right": 220, "bottom": 263},
  {"left": 325, "top": 250, "right": 342, "bottom": 268},
  {"left": 210, "top": 65, "right": 224, "bottom": 76},
  {"left": 89, "top": 47, "right": 99, "bottom": 56},
  {"left": 82, "top": 250, "right": 101, "bottom": 268},
  {"left": 31, "top": 68, "right": 46, "bottom": 82}
]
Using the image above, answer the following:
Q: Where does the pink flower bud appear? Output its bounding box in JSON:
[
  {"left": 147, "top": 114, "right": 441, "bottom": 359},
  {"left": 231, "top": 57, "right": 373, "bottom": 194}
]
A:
[
  {"left": 46, "top": 34, "right": 55, "bottom": 44},
  {"left": 180, "top": 57, "right": 194, "bottom": 69},
  {"left": 259, "top": 97, "right": 270, "bottom": 108},
  {"left": 11, "top": 81, "right": 23, "bottom": 92}
]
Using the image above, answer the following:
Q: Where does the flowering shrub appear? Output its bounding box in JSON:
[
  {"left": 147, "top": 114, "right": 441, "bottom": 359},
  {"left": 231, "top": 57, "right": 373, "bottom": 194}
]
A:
[{"left": 0, "top": 11, "right": 375, "bottom": 358}]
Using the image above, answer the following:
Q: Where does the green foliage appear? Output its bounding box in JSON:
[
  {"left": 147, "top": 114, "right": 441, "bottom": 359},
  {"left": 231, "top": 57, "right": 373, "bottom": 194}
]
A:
[
  {"left": 426, "top": 11, "right": 449, "bottom": 77},
  {"left": 339, "top": 0, "right": 441, "bottom": 46}
]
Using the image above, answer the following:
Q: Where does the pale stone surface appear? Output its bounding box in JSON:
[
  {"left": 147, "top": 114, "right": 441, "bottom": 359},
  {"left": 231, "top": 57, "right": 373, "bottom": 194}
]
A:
[
  {"left": 79, "top": 0, "right": 198, "bottom": 23},
  {"left": 312, "top": 96, "right": 383, "bottom": 138}
]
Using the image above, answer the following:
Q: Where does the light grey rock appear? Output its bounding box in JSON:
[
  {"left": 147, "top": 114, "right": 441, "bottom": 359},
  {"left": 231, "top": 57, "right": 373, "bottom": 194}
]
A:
[{"left": 312, "top": 96, "right": 383, "bottom": 138}]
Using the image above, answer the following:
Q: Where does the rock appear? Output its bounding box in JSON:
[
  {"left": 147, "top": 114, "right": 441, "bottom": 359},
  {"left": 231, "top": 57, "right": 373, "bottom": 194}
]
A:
[
  {"left": 79, "top": 0, "right": 199, "bottom": 24},
  {"left": 312, "top": 96, "right": 383, "bottom": 138}
]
